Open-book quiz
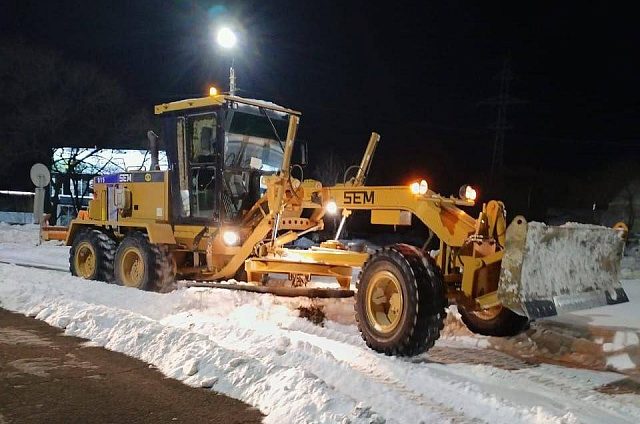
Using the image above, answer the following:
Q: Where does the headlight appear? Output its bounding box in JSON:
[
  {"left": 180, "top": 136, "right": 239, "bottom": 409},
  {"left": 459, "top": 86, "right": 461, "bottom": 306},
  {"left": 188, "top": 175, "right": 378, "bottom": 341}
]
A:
[
  {"left": 326, "top": 200, "right": 338, "bottom": 214},
  {"left": 419, "top": 180, "right": 428, "bottom": 195},
  {"left": 222, "top": 230, "right": 240, "bottom": 246},
  {"left": 410, "top": 179, "right": 428, "bottom": 195},
  {"left": 459, "top": 184, "right": 477, "bottom": 201}
]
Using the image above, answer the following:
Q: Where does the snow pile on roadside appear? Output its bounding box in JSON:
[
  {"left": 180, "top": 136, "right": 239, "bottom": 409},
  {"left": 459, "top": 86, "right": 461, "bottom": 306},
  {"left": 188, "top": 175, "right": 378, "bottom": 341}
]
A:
[
  {"left": 0, "top": 224, "right": 68, "bottom": 270},
  {"left": 0, "top": 264, "right": 375, "bottom": 423},
  {"left": 621, "top": 241, "right": 640, "bottom": 279},
  {"left": 552, "top": 280, "right": 640, "bottom": 331},
  {"left": 602, "top": 330, "right": 640, "bottom": 371},
  {"left": 2, "top": 264, "right": 640, "bottom": 424},
  {"left": 440, "top": 305, "right": 491, "bottom": 349},
  {"left": 621, "top": 257, "right": 640, "bottom": 279},
  {"left": 0, "top": 222, "right": 39, "bottom": 245}
]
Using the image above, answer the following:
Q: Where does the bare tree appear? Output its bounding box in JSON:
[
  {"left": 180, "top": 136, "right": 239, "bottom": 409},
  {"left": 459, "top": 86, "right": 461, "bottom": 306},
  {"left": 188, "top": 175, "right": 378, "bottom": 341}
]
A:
[
  {"left": 0, "top": 41, "right": 153, "bottom": 189},
  {"left": 50, "top": 148, "right": 123, "bottom": 218},
  {"left": 313, "top": 149, "right": 349, "bottom": 186},
  {"left": 593, "top": 160, "right": 638, "bottom": 232},
  {"left": 312, "top": 149, "right": 362, "bottom": 238}
]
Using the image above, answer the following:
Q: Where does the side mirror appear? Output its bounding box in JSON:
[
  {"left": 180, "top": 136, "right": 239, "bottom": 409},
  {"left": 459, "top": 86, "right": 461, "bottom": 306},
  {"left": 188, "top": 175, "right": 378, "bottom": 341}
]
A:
[{"left": 298, "top": 141, "right": 308, "bottom": 166}]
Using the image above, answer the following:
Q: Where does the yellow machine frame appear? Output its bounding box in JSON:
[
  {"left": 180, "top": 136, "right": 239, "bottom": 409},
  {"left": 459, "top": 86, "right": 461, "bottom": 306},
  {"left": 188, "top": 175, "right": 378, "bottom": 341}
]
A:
[{"left": 66, "top": 94, "right": 512, "bottom": 312}]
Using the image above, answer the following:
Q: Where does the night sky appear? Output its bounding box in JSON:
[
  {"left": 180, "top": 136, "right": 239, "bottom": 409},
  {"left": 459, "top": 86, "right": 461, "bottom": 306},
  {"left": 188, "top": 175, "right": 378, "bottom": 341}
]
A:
[{"left": 2, "top": 1, "right": 638, "bottom": 214}]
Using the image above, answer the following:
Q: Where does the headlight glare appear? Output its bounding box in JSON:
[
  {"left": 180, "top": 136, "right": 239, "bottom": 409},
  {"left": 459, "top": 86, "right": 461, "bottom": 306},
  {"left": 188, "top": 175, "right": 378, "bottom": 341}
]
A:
[
  {"left": 419, "top": 180, "right": 428, "bottom": 195},
  {"left": 326, "top": 200, "right": 338, "bottom": 214},
  {"left": 459, "top": 184, "right": 477, "bottom": 201},
  {"left": 222, "top": 230, "right": 240, "bottom": 246}
]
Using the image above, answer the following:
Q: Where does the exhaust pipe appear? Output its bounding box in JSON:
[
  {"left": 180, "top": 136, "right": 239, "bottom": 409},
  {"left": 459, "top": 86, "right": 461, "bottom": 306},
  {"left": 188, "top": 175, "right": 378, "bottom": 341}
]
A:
[{"left": 147, "top": 130, "right": 159, "bottom": 170}]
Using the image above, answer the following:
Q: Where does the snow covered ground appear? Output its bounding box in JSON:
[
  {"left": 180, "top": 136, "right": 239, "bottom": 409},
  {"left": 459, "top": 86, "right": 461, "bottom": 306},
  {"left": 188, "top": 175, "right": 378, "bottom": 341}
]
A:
[
  {"left": 0, "top": 222, "right": 68, "bottom": 270},
  {"left": 1, "top": 224, "right": 639, "bottom": 424},
  {"left": 549, "top": 282, "right": 640, "bottom": 330}
]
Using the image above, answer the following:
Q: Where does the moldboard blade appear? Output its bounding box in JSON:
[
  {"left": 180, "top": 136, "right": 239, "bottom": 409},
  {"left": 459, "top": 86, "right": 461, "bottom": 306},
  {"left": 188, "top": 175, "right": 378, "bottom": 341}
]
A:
[{"left": 498, "top": 217, "right": 628, "bottom": 319}]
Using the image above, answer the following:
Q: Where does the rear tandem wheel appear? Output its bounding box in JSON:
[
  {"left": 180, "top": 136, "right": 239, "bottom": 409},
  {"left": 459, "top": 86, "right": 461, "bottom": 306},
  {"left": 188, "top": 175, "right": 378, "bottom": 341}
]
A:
[
  {"left": 69, "top": 228, "right": 116, "bottom": 282},
  {"left": 355, "top": 244, "right": 446, "bottom": 356},
  {"left": 114, "top": 232, "right": 175, "bottom": 291}
]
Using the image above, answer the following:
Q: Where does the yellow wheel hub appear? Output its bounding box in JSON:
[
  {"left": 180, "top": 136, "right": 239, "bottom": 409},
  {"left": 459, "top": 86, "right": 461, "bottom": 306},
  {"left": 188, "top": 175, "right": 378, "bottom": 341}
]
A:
[
  {"left": 365, "top": 270, "right": 403, "bottom": 334},
  {"left": 74, "top": 242, "right": 96, "bottom": 279},
  {"left": 120, "top": 247, "right": 145, "bottom": 288}
]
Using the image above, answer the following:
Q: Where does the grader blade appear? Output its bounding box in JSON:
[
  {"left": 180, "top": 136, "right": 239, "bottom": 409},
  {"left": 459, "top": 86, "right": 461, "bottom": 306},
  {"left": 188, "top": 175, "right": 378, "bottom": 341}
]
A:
[{"left": 498, "top": 217, "right": 628, "bottom": 319}]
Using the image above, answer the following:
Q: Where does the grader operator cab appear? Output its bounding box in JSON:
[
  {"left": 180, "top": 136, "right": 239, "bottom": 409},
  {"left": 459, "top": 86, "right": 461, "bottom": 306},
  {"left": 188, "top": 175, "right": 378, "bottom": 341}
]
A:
[{"left": 66, "top": 93, "right": 629, "bottom": 356}]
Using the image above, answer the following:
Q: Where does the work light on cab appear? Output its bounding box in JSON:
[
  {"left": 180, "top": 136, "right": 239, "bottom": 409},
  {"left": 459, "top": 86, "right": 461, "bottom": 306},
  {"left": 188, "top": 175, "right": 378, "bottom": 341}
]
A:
[
  {"left": 209, "top": 86, "right": 218, "bottom": 96},
  {"left": 459, "top": 184, "right": 477, "bottom": 201}
]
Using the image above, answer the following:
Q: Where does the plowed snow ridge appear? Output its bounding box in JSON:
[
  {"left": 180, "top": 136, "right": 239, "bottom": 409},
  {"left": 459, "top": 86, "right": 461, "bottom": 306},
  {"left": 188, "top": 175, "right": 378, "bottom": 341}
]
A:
[{"left": 1, "top": 263, "right": 638, "bottom": 424}]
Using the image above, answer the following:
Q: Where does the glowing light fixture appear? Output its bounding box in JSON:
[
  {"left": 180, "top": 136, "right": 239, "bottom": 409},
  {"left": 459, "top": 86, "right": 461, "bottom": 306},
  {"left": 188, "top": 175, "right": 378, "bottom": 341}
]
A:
[
  {"left": 419, "top": 180, "right": 428, "bottom": 195},
  {"left": 410, "top": 180, "right": 428, "bottom": 195},
  {"left": 459, "top": 184, "right": 477, "bottom": 201},
  {"left": 326, "top": 200, "right": 338, "bottom": 214},
  {"left": 222, "top": 230, "right": 240, "bottom": 246},
  {"left": 209, "top": 86, "right": 218, "bottom": 96},
  {"left": 217, "top": 27, "right": 237, "bottom": 49}
]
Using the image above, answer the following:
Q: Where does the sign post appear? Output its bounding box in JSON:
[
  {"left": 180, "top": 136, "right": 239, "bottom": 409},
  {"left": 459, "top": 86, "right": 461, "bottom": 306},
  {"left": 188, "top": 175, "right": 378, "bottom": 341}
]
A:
[{"left": 30, "top": 163, "right": 51, "bottom": 244}]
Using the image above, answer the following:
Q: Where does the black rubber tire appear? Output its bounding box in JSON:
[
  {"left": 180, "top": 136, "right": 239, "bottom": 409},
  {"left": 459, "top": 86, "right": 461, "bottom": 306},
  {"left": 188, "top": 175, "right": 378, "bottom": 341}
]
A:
[
  {"left": 458, "top": 304, "right": 529, "bottom": 337},
  {"left": 355, "top": 244, "right": 446, "bottom": 356},
  {"left": 69, "top": 227, "right": 116, "bottom": 282},
  {"left": 114, "top": 232, "right": 175, "bottom": 292}
]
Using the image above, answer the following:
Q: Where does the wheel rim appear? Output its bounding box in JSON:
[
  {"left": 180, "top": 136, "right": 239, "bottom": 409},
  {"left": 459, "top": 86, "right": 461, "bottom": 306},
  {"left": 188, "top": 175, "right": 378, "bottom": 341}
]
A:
[
  {"left": 471, "top": 305, "right": 503, "bottom": 321},
  {"left": 74, "top": 242, "right": 96, "bottom": 279},
  {"left": 120, "top": 247, "right": 145, "bottom": 288},
  {"left": 365, "top": 270, "right": 403, "bottom": 334}
]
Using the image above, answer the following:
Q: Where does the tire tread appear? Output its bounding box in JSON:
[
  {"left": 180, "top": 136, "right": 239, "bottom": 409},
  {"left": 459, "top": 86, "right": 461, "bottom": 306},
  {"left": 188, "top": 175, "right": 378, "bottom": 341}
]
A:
[
  {"left": 69, "top": 227, "right": 116, "bottom": 282},
  {"left": 114, "top": 232, "right": 174, "bottom": 291},
  {"left": 355, "top": 243, "right": 445, "bottom": 356}
]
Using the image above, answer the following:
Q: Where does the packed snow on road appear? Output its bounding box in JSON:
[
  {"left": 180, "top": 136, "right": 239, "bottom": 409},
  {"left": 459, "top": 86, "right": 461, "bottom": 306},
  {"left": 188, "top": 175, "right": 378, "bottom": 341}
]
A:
[{"left": 0, "top": 224, "right": 639, "bottom": 424}]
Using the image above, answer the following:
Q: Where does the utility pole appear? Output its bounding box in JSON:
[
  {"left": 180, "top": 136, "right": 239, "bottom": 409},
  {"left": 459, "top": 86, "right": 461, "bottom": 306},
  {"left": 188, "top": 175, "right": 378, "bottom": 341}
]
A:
[{"left": 479, "top": 56, "right": 525, "bottom": 195}]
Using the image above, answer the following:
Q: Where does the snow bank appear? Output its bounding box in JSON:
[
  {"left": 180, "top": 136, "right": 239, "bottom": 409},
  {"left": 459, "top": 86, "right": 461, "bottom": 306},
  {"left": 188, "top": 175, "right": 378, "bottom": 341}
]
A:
[
  {"left": 2, "top": 264, "right": 640, "bottom": 424},
  {"left": 0, "top": 222, "right": 39, "bottom": 245},
  {"left": 621, "top": 241, "right": 640, "bottom": 279},
  {"left": 0, "top": 239, "right": 69, "bottom": 271},
  {"left": 550, "top": 280, "right": 640, "bottom": 331},
  {"left": 2, "top": 224, "right": 640, "bottom": 423},
  {"left": 0, "top": 265, "right": 377, "bottom": 423},
  {"left": 0, "top": 224, "right": 68, "bottom": 270}
]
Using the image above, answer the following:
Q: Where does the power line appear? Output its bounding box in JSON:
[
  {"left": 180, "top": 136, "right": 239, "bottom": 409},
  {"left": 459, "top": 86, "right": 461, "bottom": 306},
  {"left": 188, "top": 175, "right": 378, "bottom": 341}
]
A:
[{"left": 479, "top": 56, "right": 527, "bottom": 192}]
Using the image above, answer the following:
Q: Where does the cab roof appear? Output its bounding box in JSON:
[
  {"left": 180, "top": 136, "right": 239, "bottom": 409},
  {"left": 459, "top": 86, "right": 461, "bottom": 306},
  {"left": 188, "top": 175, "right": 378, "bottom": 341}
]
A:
[{"left": 154, "top": 94, "right": 301, "bottom": 116}]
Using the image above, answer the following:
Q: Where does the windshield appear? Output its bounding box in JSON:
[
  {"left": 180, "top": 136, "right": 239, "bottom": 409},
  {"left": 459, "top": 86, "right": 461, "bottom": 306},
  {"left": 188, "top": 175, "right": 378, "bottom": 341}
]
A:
[
  {"left": 224, "top": 109, "right": 287, "bottom": 172},
  {"left": 221, "top": 107, "right": 290, "bottom": 221}
]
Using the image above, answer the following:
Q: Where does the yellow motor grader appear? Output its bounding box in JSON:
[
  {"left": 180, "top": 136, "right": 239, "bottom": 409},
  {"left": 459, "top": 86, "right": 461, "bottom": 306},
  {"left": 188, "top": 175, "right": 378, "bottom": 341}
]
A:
[{"left": 65, "top": 93, "right": 629, "bottom": 356}]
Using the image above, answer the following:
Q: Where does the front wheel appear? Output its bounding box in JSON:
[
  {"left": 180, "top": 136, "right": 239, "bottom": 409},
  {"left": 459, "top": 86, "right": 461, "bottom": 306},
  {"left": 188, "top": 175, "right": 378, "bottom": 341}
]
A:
[
  {"left": 458, "top": 304, "right": 529, "bottom": 336},
  {"left": 355, "top": 244, "right": 446, "bottom": 356}
]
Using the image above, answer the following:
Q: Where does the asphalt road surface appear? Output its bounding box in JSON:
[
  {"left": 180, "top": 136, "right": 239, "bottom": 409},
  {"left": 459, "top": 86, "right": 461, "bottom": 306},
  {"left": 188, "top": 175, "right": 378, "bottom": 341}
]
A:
[{"left": 0, "top": 308, "right": 263, "bottom": 424}]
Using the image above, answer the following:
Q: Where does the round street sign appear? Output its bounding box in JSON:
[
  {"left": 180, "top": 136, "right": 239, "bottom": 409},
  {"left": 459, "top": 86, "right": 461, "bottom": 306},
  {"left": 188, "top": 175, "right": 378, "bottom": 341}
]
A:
[{"left": 30, "top": 163, "right": 51, "bottom": 187}]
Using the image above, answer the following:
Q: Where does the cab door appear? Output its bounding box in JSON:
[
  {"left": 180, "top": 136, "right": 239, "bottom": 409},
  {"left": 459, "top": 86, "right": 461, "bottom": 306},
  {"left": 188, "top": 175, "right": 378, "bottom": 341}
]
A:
[{"left": 170, "top": 110, "right": 224, "bottom": 224}]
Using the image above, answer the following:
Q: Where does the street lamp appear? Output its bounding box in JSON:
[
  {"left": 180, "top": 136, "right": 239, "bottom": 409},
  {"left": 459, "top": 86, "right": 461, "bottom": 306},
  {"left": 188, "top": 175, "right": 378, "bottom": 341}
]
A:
[
  {"left": 216, "top": 27, "right": 237, "bottom": 95},
  {"left": 216, "top": 27, "right": 236, "bottom": 49}
]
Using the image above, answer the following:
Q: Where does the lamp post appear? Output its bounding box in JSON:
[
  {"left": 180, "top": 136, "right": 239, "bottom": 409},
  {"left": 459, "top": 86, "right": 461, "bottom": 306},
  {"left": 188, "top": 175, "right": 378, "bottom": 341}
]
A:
[{"left": 216, "top": 27, "right": 237, "bottom": 95}]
